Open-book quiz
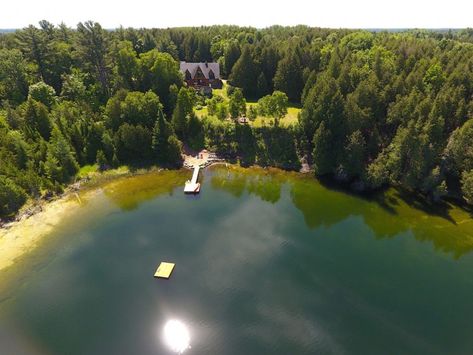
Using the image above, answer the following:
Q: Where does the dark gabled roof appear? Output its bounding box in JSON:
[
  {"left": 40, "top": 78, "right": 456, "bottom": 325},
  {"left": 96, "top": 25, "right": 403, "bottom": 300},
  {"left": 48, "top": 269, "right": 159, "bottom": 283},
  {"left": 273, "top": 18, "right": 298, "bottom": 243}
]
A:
[{"left": 179, "top": 62, "right": 220, "bottom": 80}]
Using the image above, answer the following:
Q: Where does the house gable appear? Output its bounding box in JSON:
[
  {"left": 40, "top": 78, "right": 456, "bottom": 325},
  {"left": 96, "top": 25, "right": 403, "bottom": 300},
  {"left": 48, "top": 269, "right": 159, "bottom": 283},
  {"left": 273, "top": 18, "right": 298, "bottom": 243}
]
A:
[{"left": 179, "top": 62, "right": 221, "bottom": 80}]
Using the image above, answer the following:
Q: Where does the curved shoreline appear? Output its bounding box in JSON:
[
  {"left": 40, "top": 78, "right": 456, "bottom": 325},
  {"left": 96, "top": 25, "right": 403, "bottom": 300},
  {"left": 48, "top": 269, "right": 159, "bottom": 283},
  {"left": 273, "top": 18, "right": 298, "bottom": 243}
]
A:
[
  {"left": 1, "top": 162, "right": 471, "bottom": 273},
  {"left": 0, "top": 192, "right": 82, "bottom": 272},
  {"left": 0, "top": 167, "right": 138, "bottom": 272}
]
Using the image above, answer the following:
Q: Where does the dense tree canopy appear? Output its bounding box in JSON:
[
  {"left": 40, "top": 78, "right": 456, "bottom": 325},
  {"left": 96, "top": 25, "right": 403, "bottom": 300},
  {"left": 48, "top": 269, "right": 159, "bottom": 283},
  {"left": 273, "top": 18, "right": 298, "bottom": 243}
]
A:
[{"left": 1, "top": 23, "right": 473, "bottom": 218}]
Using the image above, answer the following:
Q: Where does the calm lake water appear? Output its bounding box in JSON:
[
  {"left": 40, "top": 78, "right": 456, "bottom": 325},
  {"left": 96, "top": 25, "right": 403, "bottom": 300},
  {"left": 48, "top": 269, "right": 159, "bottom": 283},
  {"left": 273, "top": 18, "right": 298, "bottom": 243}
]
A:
[{"left": 1, "top": 166, "right": 473, "bottom": 355}]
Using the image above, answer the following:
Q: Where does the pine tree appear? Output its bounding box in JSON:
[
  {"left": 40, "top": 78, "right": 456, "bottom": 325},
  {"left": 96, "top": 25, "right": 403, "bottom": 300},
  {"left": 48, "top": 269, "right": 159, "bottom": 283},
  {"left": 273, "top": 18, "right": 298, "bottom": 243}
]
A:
[
  {"left": 256, "top": 72, "right": 269, "bottom": 97},
  {"left": 172, "top": 87, "right": 193, "bottom": 138},
  {"left": 274, "top": 51, "right": 303, "bottom": 102},
  {"left": 152, "top": 108, "right": 182, "bottom": 165},
  {"left": 46, "top": 127, "right": 79, "bottom": 183},
  {"left": 24, "top": 98, "right": 52, "bottom": 140},
  {"left": 312, "top": 122, "right": 335, "bottom": 175},
  {"left": 461, "top": 170, "right": 473, "bottom": 205},
  {"left": 96, "top": 150, "right": 108, "bottom": 171},
  {"left": 229, "top": 46, "right": 258, "bottom": 97},
  {"left": 223, "top": 40, "right": 241, "bottom": 77},
  {"left": 343, "top": 130, "right": 366, "bottom": 178},
  {"left": 0, "top": 176, "right": 27, "bottom": 217}
]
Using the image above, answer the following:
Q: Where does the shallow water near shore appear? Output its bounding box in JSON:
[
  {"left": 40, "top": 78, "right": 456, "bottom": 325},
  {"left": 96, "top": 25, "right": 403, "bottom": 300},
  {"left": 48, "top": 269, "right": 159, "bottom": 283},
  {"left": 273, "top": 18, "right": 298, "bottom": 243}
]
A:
[{"left": 1, "top": 165, "right": 473, "bottom": 354}]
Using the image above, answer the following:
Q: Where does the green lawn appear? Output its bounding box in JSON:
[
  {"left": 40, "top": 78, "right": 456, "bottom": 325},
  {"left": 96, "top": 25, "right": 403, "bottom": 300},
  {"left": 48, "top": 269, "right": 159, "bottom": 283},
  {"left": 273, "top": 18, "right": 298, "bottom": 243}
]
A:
[
  {"left": 247, "top": 102, "right": 300, "bottom": 127},
  {"left": 211, "top": 80, "right": 230, "bottom": 100},
  {"left": 195, "top": 81, "right": 301, "bottom": 127},
  {"left": 77, "top": 164, "right": 98, "bottom": 178}
]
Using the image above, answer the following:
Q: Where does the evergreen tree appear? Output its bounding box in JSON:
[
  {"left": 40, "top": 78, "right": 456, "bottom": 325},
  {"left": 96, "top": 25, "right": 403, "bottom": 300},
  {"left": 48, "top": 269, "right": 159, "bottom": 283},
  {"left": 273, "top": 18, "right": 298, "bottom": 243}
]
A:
[
  {"left": 256, "top": 72, "right": 270, "bottom": 97},
  {"left": 152, "top": 108, "right": 182, "bottom": 165},
  {"left": 461, "top": 170, "right": 473, "bottom": 205},
  {"left": 76, "top": 21, "right": 110, "bottom": 99},
  {"left": 115, "top": 41, "right": 140, "bottom": 90},
  {"left": 23, "top": 98, "right": 52, "bottom": 140},
  {"left": 28, "top": 81, "right": 57, "bottom": 109},
  {"left": 172, "top": 87, "right": 193, "bottom": 138},
  {"left": 229, "top": 46, "right": 258, "bottom": 97},
  {"left": 46, "top": 127, "right": 79, "bottom": 183},
  {"left": 312, "top": 122, "right": 335, "bottom": 175},
  {"left": 0, "top": 49, "right": 29, "bottom": 104},
  {"left": 139, "top": 50, "right": 182, "bottom": 112},
  {"left": 0, "top": 176, "right": 27, "bottom": 217},
  {"left": 274, "top": 51, "right": 304, "bottom": 102},
  {"left": 228, "top": 88, "right": 246, "bottom": 119},
  {"left": 343, "top": 130, "right": 366, "bottom": 179},
  {"left": 96, "top": 150, "right": 108, "bottom": 171},
  {"left": 223, "top": 40, "right": 241, "bottom": 77}
]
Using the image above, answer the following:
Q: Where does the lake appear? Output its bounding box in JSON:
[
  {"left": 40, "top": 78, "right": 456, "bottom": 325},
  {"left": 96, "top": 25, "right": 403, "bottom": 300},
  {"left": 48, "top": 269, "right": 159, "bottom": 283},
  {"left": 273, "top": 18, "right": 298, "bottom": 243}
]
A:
[{"left": 1, "top": 165, "right": 473, "bottom": 354}]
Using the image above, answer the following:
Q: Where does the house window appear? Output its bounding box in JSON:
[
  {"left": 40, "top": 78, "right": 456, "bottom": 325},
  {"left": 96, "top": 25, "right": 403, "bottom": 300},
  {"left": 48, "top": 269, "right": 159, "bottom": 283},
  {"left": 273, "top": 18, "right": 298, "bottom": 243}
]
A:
[
  {"left": 208, "top": 69, "right": 215, "bottom": 80},
  {"left": 185, "top": 70, "right": 192, "bottom": 80},
  {"left": 195, "top": 67, "right": 205, "bottom": 79}
]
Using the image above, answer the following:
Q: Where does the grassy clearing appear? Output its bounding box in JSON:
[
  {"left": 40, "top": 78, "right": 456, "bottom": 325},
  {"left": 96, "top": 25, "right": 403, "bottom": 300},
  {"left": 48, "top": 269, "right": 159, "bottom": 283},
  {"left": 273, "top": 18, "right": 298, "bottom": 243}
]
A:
[
  {"left": 247, "top": 102, "right": 300, "bottom": 128},
  {"left": 77, "top": 164, "right": 131, "bottom": 181},
  {"left": 77, "top": 164, "right": 98, "bottom": 178},
  {"left": 195, "top": 81, "right": 301, "bottom": 127}
]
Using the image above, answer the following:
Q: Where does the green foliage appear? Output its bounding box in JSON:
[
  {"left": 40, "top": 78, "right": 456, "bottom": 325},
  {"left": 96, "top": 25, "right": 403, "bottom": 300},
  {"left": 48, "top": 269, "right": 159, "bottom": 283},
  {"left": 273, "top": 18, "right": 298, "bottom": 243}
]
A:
[
  {"left": 105, "top": 90, "right": 162, "bottom": 130},
  {"left": 45, "top": 127, "right": 79, "bottom": 183},
  {"left": 461, "top": 170, "right": 473, "bottom": 205},
  {"left": 445, "top": 119, "right": 473, "bottom": 174},
  {"left": 28, "top": 81, "right": 57, "bottom": 109},
  {"left": 152, "top": 109, "right": 182, "bottom": 166},
  {"left": 342, "top": 130, "right": 366, "bottom": 179},
  {"left": 187, "top": 112, "right": 204, "bottom": 151},
  {"left": 228, "top": 88, "right": 246, "bottom": 119},
  {"left": 312, "top": 122, "right": 335, "bottom": 175},
  {"left": 96, "top": 150, "right": 108, "bottom": 171},
  {"left": 115, "top": 41, "right": 140, "bottom": 90},
  {"left": 301, "top": 76, "right": 345, "bottom": 161},
  {"left": 423, "top": 63, "right": 446, "bottom": 93},
  {"left": 2, "top": 24, "right": 473, "bottom": 216},
  {"left": 257, "top": 91, "right": 289, "bottom": 125},
  {"left": 248, "top": 105, "right": 258, "bottom": 121},
  {"left": 23, "top": 98, "right": 52, "bottom": 140},
  {"left": 340, "top": 32, "right": 374, "bottom": 51},
  {"left": 223, "top": 40, "right": 241, "bottom": 77},
  {"left": 256, "top": 72, "right": 270, "bottom": 97},
  {"left": 274, "top": 50, "right": 304, "bottom": 102},
  {"left": 0, "top": 176, "right": 27, "bottom": 217},
  {"left": 0, "top": 49, "right": 29, "bottom": 104},
  {"left": 139, "top": 50, "right": 182, "bottom": 111},
  {"left": 229, "top": 46, "right": 258, "bottom": 97},
  {"left": 172, "top": 87, "right": 194, "bottom": 138},
  {"left": 115, "top": 123, "right": 153, "bottom": 163},
  {"left": 76, "top": 21, "right": 110, "bottom": 100},
  {"left": 60, "top": 71, "right": 88, "bottom": 102}
]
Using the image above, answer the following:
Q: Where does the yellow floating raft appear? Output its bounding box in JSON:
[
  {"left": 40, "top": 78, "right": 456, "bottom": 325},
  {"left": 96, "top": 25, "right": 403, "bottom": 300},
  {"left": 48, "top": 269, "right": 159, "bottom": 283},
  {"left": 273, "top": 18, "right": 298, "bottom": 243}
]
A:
[{"left": 154, "top": 262, "right": 175, "bottom": 279}]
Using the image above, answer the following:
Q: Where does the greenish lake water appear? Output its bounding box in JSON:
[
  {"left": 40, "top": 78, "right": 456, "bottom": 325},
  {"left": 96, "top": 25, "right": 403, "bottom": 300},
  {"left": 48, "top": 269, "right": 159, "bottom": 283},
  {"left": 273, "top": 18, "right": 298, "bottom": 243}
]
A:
[{"left": 1, "top": 166, "right": 473, "bottom": 354}]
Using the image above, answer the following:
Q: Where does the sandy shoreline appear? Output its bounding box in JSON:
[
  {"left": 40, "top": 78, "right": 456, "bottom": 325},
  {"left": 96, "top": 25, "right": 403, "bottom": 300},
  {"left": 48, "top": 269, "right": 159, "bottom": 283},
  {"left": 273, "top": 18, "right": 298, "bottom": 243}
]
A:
[
  {"left": 0, "top": 167, "right": 136, "bottom": 273},
  {"left": 0, "top": 161, "right": 301, "bottom": 273},
  {"left": 0, "top": 193, "right": 83, "bottom": 272}
]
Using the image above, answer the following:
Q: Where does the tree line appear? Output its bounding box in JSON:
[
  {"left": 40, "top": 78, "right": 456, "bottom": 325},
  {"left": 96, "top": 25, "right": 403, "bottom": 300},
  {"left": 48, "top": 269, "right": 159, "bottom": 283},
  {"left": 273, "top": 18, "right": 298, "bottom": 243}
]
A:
[{"left": 1, "top": 22, "right": 473, "bottom": 217}]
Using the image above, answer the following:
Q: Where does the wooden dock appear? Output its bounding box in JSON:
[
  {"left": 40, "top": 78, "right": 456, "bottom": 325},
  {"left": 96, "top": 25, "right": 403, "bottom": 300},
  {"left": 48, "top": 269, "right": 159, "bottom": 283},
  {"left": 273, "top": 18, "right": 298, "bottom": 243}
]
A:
[{"left": 184, "top": 165, "right": 200, "bottom": 193}]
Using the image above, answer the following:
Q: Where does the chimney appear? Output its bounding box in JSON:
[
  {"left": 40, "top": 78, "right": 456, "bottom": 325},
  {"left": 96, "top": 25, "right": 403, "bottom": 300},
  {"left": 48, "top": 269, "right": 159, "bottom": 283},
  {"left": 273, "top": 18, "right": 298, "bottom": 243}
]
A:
[{"left": 205, "top": 61, "right": 208, "bottom": 68}]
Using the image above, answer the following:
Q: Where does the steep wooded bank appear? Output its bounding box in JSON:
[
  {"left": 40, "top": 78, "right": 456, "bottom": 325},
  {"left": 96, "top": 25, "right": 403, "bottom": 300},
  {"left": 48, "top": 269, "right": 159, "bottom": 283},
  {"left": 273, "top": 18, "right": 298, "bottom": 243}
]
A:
[{"left": 1, "top": 23, "right": 473, "bottom": 217}]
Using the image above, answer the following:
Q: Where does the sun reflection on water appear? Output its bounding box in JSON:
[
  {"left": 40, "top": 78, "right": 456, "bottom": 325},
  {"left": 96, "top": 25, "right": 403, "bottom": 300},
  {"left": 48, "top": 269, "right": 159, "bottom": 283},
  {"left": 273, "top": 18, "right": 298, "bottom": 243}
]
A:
[{"left": 163, "top": 319, "right": 191, "bottom": 353}]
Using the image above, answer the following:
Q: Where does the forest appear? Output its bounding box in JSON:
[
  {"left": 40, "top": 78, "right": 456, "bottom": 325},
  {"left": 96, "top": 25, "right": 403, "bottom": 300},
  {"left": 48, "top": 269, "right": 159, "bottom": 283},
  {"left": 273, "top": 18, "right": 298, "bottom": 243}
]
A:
[{"left": 1, "top": 22, "right": 473, "bottom": 217}]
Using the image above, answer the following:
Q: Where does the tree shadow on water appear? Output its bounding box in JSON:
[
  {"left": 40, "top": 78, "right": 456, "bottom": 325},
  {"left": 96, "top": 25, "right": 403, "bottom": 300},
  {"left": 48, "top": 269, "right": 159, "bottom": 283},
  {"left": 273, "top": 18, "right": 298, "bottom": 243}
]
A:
[
  {"left": 315, "top": 176, "right": 399, "bottom": 216},
  {"left": 392, "top": 189, "right": 457, "bottom": 225}
]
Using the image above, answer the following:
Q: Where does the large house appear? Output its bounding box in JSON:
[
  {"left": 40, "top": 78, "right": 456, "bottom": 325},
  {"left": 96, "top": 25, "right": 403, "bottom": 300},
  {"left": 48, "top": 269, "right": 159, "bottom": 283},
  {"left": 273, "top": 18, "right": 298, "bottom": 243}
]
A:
[{"left": 179, "top": 62, "right": 223, "bottom": 92}]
